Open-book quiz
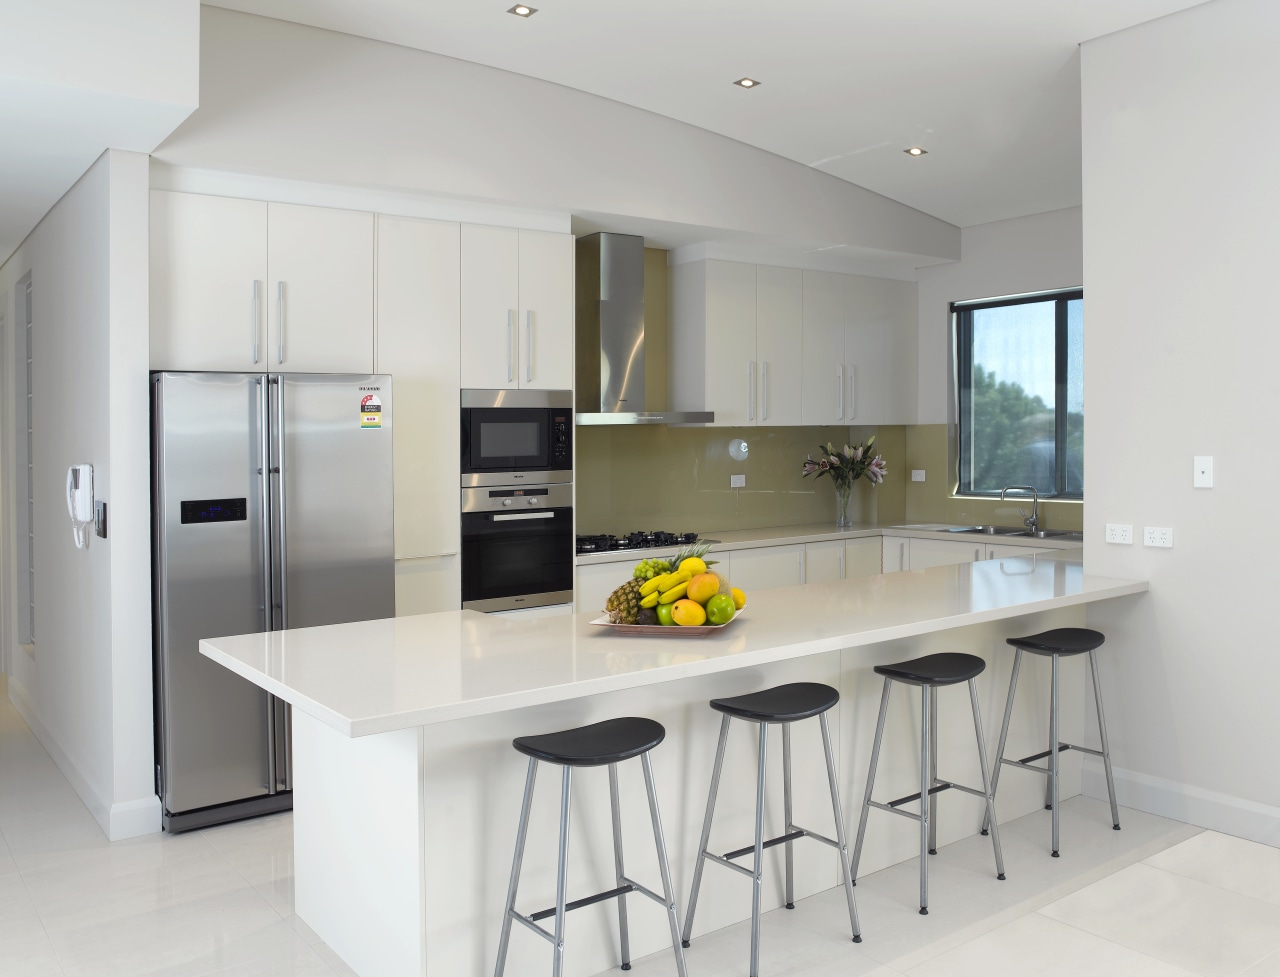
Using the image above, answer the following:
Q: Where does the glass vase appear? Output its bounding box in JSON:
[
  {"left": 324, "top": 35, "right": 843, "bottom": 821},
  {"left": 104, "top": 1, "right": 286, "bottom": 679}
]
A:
[{"left": 835, "top": 481, "right": 853, "bottom": 529}]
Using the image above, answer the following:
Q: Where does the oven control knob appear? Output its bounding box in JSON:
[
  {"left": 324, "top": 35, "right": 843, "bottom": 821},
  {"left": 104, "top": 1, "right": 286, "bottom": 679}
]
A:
[
  {"left": 528, "top": 498, "right": 538, "bottom": 505},
  {"left": 502, "top": 499, "right": 513, "bottom": 507}
]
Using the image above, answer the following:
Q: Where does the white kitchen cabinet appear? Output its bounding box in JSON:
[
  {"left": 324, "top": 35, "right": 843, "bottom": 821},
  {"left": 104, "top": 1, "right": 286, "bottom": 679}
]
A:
[
  {"left": 844, "top": 537, "right": 883, "bottom": 579},
  {"left": 266, "top": 202, "right": 375, "bottom": 372},
  {"left": 846, "top": 275, "right": 916, "bottom": 425},
  {"left": 804, "top": 540, "right": 844, "bottom": 584},
  {"left": 460, "top": 225, "right": 574, "bottom": 391},
  {"left": 376, "top": 215, "right": 461, "bottom": 562},
  {"left": 150, "top": 190, "right": 268, "bottom": 371},
  {"left": 703, "top": 260, "right": 756, "bottom": 426},
  {"left": 729, "top": 544, "right": 805, "bottom": 592},
  {"left": 576, "top": 562, "right": 626, "bottom": 615},
  {"left": 882, "top": 536, "right": 910, "bottom": 573},
  {"left": 909, "top": 537, "right": 984, "bottom": 570},
  {"left": 801, "top": 270, "right": 847, "bottom": 425},
  {"left": 984, "top": 543, "right": 1050, "bottom": 560},
  {"left": 754, "top": 266, "right": 803, "bottom": 425},
  {"left": 395, "top": 556, "right": 461, "bottom": 615}
]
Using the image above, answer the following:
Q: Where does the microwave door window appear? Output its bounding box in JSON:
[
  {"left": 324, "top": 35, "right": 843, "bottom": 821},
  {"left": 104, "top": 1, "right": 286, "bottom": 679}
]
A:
[{"left": 480, "top": 421, "right": 540, "bottom": 462}]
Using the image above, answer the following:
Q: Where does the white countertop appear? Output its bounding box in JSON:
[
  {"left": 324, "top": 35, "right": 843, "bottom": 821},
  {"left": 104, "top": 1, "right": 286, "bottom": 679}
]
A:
[
  {"left": 201, "top": 552, "right": 1144, "bottom": 738},
  {"left": 575, "top": 522, "right": 1082, "bottom": 566}
]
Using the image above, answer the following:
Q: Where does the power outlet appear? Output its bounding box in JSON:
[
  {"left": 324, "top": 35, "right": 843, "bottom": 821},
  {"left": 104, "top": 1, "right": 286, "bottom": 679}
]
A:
[
  {"left": 730, "top": 474, "right": 746, "bottom": 489},
  {"left": 1143, "top": 526, "right": 1174, "bottom": 548},
  {"left": 1105, "top": 523, "right": 1133, "bottom": 544}
]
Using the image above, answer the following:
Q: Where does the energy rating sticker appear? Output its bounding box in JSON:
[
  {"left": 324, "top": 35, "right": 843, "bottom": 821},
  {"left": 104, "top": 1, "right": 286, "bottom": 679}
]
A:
[{"left": 360, "top": 393, "right": 382, "bottom": 429}]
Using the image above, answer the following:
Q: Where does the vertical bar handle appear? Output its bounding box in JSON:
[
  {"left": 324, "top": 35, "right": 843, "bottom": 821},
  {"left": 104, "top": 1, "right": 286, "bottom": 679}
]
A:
[
  {"left": 276, "top": 282, "right": 285, "bottom": 364},
  {"left": 837, "top": 365, "right": 844, "bottom": 420},
  {"left": 798, "top": 548, "right": 804, "bottom": 585},
  {"left": 507, "top": 310, "right": 516, "bottom": 383},
  {"left": 265, "top": 693, "right": 278, "bottom": 794},
  {"left": 274, "top": 378, "right": 288, "bottom": 630},
  {"left": 258, "top": 378, "right": 271, "bottom": 632},
  {"left": 839, "top": 547, "right": 845, "bottom": 580},
  {"left": 848, "top": 364, "right": 856, "bottom": 420},
  {"left": 525, "top": 311, "right": 533, "bottom": 383},
  {"left": 251, "top": 280, "right": 261, "bottom": 364},
  {"left": 762, "top": 362, "right": 769, "bottom": 421},
  {"left": 747, "top": 361, "right": 755, "bottom": 421}
]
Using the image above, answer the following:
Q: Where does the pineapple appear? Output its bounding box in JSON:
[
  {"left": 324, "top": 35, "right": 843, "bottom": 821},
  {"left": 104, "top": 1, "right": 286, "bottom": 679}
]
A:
[
  {"left": 671, "top": 539, "right": 718, "bottom": 568},
  {"left": 605, "top": 580, "right": 643, "bottom": 624}
]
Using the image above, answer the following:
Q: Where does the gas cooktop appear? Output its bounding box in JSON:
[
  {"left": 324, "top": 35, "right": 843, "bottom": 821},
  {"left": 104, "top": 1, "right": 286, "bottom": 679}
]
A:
[{"left": 576, "top": 531, "right": 699, "bottom": 555}]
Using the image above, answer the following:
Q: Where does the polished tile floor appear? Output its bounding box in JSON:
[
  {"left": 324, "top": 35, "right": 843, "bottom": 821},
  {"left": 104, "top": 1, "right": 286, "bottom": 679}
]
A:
[{"left": 1, "top": 676, "right": 1275, "bottom": 977}]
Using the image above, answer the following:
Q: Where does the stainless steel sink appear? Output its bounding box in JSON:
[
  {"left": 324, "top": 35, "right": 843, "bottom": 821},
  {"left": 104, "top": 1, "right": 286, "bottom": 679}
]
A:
[{"left": 945, "top": 525, "right": 1026, "bottom": 536}]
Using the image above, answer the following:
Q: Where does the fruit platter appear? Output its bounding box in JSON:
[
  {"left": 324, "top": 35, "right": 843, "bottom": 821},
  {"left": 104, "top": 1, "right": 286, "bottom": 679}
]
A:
[{"left": 591, "top": 541, "right": 747, "bottom": 637}]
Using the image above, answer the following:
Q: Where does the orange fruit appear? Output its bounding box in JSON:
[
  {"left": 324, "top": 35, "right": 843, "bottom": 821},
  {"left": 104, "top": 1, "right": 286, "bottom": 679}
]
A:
[
  {"left": 687, "top": 573, "right": 720, "bottom": 605},
  {"left": 671, "top": 599, "right": 707, "bottom": 626},
  {"left": 730, "top": 587, "right": 747, "bottom": 610}
]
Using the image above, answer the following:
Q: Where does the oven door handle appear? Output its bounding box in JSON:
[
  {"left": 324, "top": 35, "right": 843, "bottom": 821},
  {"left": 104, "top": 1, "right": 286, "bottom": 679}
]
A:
[{"left": 492, "top": 511, "right": 556, "bottom": 521}]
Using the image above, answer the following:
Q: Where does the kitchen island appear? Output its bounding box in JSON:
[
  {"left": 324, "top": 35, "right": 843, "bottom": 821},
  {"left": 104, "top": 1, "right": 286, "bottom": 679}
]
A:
[{"left": 201, "top": 552, "right": 1145, "bottom": 977}]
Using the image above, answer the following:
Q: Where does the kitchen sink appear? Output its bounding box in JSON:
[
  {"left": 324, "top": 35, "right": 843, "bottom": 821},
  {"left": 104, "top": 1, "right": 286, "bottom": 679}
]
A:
[{"left": 946, "top": 526, "right": 1083, "bottom": 541}]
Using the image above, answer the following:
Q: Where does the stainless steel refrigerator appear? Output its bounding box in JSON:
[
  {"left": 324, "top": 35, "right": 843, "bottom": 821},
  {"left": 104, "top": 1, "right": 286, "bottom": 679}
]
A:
[{"left": 151, "top": 372, "right": 394, "bottom": 832}]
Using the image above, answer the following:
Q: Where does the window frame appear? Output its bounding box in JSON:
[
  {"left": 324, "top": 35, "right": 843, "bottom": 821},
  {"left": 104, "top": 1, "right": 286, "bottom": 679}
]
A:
[{"left": 952, "top": 288, "right": 1083, "bottom": 500}]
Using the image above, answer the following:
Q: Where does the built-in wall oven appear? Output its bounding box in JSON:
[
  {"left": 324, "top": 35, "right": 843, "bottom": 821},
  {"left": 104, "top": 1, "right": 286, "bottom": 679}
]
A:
[{"left": 461, "top": 390, "right": 573, "bottom": 612}]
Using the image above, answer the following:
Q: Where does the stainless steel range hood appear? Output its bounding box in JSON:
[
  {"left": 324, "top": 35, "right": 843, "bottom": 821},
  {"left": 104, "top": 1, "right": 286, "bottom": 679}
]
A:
[{"left": 575, "top": 232, "right": 713, "bottom": 425}]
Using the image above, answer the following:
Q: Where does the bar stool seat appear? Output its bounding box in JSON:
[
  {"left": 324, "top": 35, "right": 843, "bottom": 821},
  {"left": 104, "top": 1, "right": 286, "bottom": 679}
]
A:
[
  {"left": 710, "top": 682, "right": 840, "bottom": 723},
  {"left": 513, "top": 717, "right": 666, "bottom": 766},
  {"left": 874, "top": 653, "right": 986, "bottom": 686},
  {"left": 1007, "top": 628, "right": 1105, "bottom": 656}
]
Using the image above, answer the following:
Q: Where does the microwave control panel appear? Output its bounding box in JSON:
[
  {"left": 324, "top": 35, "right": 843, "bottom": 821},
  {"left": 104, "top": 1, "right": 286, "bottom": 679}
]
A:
[{"left": 551, "top": 412, "right": 572, "bottom": 469}]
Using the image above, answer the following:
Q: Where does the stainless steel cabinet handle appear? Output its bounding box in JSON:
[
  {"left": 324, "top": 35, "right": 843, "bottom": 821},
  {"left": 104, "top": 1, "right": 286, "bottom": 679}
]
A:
[
  {"left": 507, "top": 309, "right": 516, "bottom": 383},
  {"left": 493, "top": 511, "right": 555, "bottom": 521},
  {"left": 798, "top": 548, "right": 804, "bottom": 584},
  {"left": 274, "top": 378, "right": 288, "bottom": 629},
  {"left": 748, "top": 360, "right": 755, "bottom": 421},
  {"left": 265, "top": 694, "right": 278, "bottom": 794},
  {"left": 276, "top": 282, "right": 285, "bottom": 364},
  {"left": 900, "top": 541, "right": 905, "bottom": 568},
  {"left": 837, "top": 365, "right": 844, "bottom": 420},
  {"left": 251, "top": 280, "right": 261, "bottom": 364},
  {"left": 848, "top": 364, "right": 856, "bottom": 419},
  {"left": 525, "top": 311, "right": 533, "bottom": 383},
  {"left": 762, "top": 361, "right": 769, "bottom": 420},
  {"left": 839, "top": 548, "right": 845, "bottom": 580},
  {"left": 975, "top": 547, "right": 982, "bottom": 561}
]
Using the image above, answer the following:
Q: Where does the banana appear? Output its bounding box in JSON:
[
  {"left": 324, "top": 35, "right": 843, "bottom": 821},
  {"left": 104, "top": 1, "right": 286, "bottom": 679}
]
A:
[
  {"left": 639, "top": 575, "right": 666, "bottom": 598},
  {"left": 659, "top": 569, "right": 692, "bottom": 593},
  {"left": 658, "top": 581, "right": 689, "bottom": 604},
  {"left": 639, "top": 591, "right": 660, "bottom": 608}
]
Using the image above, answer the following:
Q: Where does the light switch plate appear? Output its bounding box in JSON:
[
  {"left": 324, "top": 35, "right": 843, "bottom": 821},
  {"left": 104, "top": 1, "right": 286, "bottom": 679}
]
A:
[
  {"left": 1143, "top": 526, "right": 1174, "bottom": 548},
  {"left": 94, "top": 501, "right": 107, "bottom": 539},
  {"left": 911, "top": 470, "right": 926, "bottom": 482},
  {"left": 730, "top": 474, "right": 746, "bottom": 488},
  {"left": 1105, "top": 523, "right": 1133, "bottom": 544},
  {"left": 1193, "top": 456, "right": 1213, "bottom": 488}
]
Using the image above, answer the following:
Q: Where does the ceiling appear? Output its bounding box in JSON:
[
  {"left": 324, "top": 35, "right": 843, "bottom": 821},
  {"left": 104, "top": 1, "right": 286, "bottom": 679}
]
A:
[{"left": 208, "top": 0, "right": 1205, "bottom": 229}]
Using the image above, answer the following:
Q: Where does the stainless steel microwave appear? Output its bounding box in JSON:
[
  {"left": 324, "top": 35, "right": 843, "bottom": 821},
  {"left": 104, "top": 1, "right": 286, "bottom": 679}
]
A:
[{"left": 460, "top": 389, "right": 572, "bottom": 486}]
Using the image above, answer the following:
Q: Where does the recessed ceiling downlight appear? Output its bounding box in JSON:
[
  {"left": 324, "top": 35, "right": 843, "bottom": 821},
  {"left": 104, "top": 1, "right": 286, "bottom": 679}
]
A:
[
  {"left": 734, "top": 77, "right": 761, "bottom": 89},
  {"left": 508, "top": 4, "right": 537, "bottom": 16},
  {"left": 904, "top": 146, "right": 928, "bottom": 156}
]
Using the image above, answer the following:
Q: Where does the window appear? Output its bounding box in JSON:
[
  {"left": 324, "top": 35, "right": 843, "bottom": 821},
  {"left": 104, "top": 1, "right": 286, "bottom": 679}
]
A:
[
  {"left": 15, "top": 276, "right": 34, "bottom": 645},
  {"left": 954, "top": 289, "right": 1082, "bottom": 499}
]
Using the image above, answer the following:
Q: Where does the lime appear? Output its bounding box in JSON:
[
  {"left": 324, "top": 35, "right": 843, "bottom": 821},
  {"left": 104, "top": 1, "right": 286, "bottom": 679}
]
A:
[
  {"left": 705, "top": 593, "right": 736, "bottom": 626},
  {"left": 655, "top": 602, "right": 675, "bottom": 626}
]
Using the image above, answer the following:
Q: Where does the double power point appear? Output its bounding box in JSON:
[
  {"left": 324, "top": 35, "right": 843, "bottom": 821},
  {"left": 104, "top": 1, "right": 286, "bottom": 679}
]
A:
[{"left": 1105, "top": 523, "right": 1173, "bottom": 548}]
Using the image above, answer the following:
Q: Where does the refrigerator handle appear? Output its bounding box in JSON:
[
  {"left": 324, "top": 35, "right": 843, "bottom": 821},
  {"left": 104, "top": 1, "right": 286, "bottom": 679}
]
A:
[
  {"left": 274, "top": 377, "right": 288, "bottom": 630},
  {"left": 265, "top": 693, "right": 278, "bottom": 794},
  {"left": 258, "top": 379, "right": 272, "bottom": 632}
]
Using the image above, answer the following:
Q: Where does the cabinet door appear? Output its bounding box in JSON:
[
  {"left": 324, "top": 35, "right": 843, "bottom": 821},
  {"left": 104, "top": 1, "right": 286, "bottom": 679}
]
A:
[
  {"left": 518, "top": 230, "right": 574, "bottom": 391},
  {"left": 266, "top": 202, "right": 374, "bottom": 372},
  {"left": 801, "top": 271, "right": 847, "bottom": 425},
  {"left": 149, "top": 191, "right": 267, "bottom": 371},
  {"left": 755, "top": 266, "right": 803, "bottom": 425},
  {"left": 882, "top": 536, "right": 909, "bottom": 573},
  {"left": 881, "top": 278, "right": 918, "bottom": 424},
  {"left": 395, "top": 555, "right": 461, "bottom": 615},
  {"left": 576, "top": 562, "right": 626, "bottom": 615},
  {"left": 729, "top": 544, "right": 804, "bottom": 592},
  {"left": 460, "top": 224, "right": 520, "bottom": 389},
  {"left": 705, "top": 260, "right": 757, "bottom": 426},
  {"left": 844, "top": 537, "right": 883, "bottom": 579},
  {"left": 845, "top": 275, "right": 888, "bottom": 425},
  {"left": 908, "top": 537, "right": 983, "bottom": 570},
  {"left": 804, "top": 540, "right": 844, "bottom": 584},
  {"left": 376, "top": 216, "right": 461, "bottom": 561},
  {"left": 984, "top": 544, "right": 1049, "bottom": 560}
]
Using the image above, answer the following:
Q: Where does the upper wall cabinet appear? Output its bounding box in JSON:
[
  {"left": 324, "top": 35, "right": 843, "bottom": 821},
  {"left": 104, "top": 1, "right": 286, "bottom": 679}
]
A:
[
  {"left": 150, "top": 191, "right": 374, "bottom": 373},
  {"left": 460, "top": 225, "right": 573, "bottom": 391},
  {"left": 669, "top": 260, "right": 803, "bottom": 426}
]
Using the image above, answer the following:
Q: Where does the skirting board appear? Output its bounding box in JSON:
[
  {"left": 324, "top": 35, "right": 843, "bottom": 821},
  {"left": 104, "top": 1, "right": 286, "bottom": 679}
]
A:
[
  {"left": 1082, "top": 758, "right": 1280, "bottom": 848},
  {"left": 8, "top": 678, "right": 161, "bottom": 841}
]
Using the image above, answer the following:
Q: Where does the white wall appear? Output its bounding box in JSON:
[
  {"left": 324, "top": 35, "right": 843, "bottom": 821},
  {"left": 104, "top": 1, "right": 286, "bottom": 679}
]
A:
[
  {"left": 914, "top": 207, "right": 1083, "bottom": 424},
  {"left": 1081, "top": 0, "right": 1280, "bottom": 844},
  {"left": 154, "top": 7, "right": 959, "bottom": 267},
  {"left": 0, "top": 150, "right": 159, "bottom": 840}
]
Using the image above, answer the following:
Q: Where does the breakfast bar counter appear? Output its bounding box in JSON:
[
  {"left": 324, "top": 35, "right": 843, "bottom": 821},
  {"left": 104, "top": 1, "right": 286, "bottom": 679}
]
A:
[{"left": 201, "top": 553, "right": 1146, "bottom": 977}]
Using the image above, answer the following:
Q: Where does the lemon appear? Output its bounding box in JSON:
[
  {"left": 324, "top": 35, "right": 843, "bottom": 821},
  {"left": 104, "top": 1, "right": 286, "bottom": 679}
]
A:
[
  {"left": 687, "top": 572, "right": 719, "bottom": 605},
  {"left": 678, "top": 557, "right": 707, "bottom": 577},
  {"left": 671, "top": 599, "right": 707, "bottom": 626},
  {"left": 730, "top": 587, "right": 747, "bottom": 610}
]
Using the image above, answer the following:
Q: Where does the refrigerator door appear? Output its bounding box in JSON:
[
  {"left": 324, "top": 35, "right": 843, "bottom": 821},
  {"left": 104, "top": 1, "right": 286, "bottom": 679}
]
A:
[
  {"left": 269, "top": 374, "right": 395, "bottom": 632},
  {"left": 153, "top": 372, "right": 273, "bottom": 816}
]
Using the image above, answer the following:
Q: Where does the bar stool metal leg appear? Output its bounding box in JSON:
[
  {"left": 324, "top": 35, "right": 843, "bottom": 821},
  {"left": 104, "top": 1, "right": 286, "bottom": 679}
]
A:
[
  {"left": 851, "top": 676, "right": 892, "bottom": 881},
  {"left": 640, "top": 753, "right": 690, "bottom": 977},
  {"left": 928, "top": 688, "right": 939, "bottom": 856},
  {"left": 495, "top": 758, "right": 538, "bottom": 977},
  {"left": 552, "top": 766, "right": 573, "bottom": 977},
  {"left": 967, "top": 679, "right": 1006, "bottom": 880},
  {"left": 608, "top": 763, "right": 632, "bottom": 971},
  {"left": 1089, "top": 650, "right": 1122, "bottom": 830},
  {"left": 750, "top": 722, "right": 769, "bottom": 977},
  {"left": 982, "top": 648, "right": 1022, "bottom": 836},
  {"left": 782, "top": 722, "right": 795, "bottom": 909},
  {"left": 819, "top": 712, "right": 862, "bottom": 942},
  {"left": 919, "top": 685, "right": 931, "bottom": 914},
  {"left": 681, "top": 714, "right": 730, "bottom": 948},
  {"left": 1049, "top": 654, "right": 1060, "bottom": 857}
]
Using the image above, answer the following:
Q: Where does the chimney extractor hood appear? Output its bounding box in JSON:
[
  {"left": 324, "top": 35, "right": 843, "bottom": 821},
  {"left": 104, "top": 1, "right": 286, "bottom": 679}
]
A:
[{"left": 574, "top": 232, "right": 713, "bottom": 426}]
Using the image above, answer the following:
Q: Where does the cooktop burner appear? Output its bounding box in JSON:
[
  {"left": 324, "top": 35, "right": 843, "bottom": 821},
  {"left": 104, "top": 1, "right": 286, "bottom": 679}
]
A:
[{"left": 576, "top": 531, "right": 699, "bottom": 555}]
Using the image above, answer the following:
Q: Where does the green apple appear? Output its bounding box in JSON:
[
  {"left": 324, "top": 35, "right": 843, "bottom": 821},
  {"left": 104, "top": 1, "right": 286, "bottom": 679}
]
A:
[
  {"left": 705, "top": 593, "right": 736, "bottom": 626},
  {"left": 655, "top": 602, "right": 675, "bottom": 626}
]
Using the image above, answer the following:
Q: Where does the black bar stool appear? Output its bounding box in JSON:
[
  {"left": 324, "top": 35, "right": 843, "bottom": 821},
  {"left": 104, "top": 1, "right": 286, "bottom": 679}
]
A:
[
  {"left": 493, "top": 717, "right": 687, "bottom": 977},
  {"left": 681, "top": 683, "right": 861, "bottom": 977},
  {"left": 851, "top": 653, "right": 1005, "bottom": 915},
  {"left": 980, "top": 628, "right": 1120, "bottom": 857}
]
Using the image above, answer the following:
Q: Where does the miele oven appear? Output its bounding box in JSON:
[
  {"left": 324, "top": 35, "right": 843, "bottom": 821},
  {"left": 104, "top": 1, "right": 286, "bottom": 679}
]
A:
[
  {"left": 461, "top": 389, "right": 572, "bottom": 486},
  {"left": 461, "top": 482, "right": 573, "bottom": 612}
]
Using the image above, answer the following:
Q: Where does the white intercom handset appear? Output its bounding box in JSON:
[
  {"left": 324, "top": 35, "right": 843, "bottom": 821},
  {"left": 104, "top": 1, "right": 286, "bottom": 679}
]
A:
[{"left": 66, "top": 463, "right": 94, "bottom": 549}]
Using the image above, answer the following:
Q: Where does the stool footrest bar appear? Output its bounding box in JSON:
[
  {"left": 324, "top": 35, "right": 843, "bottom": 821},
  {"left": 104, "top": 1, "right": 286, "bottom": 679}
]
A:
[
  {"left": 1069, "top": 744, "right": 1104, "bottom": 758},
  {"left": 869, "top": 799, "right": 921, "bottom": 821},
  {"left": 792, "top": 826, "right": 840, "bottom": 850},
  {"left": 888, "top": 781, "right": 953, "bottom": 808},
  {"left": 704, "top": 852, "right": 755, "bottom": 877},
  {"left": 1002, "top": 757, "right": 1051, "bottom": 774},
  {"left": 945, "top": 783, "right": 989, "bottom": 800},
  {"left": 510, "top": 911, "right": 556, "bottom": 944},
  {"left": 1017, "top": 744, "right": 1072, "bottom": 765},
  {"left": 618, "top": 876, "right": 666, "bottom": 908},
  {"left": 722, "top": 830, "right": 807, "bottom": 862},
  {"left": 529, "top": 884, "right": 634, "bottom": 923}
]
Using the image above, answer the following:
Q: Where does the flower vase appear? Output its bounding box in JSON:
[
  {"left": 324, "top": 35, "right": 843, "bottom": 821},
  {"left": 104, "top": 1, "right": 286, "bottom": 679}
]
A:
[{"left": 835, "top": 481, "right": 853, "bottom": 529}]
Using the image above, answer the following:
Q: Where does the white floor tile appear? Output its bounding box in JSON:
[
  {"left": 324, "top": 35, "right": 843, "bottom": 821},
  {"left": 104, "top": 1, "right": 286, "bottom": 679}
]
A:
[
  {"left": 0, "top": 927, "right": 64, "bottom": 977},
  {"left": 1242, "top": 948, "right": 1280, "bottom": 977},
  {"left": 1143, "top": 830, "right": 1280, "bottom": 907},
  {"left": 0, "top": 871, "right": 48, "bottom": 944},
  {"left": 1040, "top": 861, "right": 1280, "bottom": 977}
]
